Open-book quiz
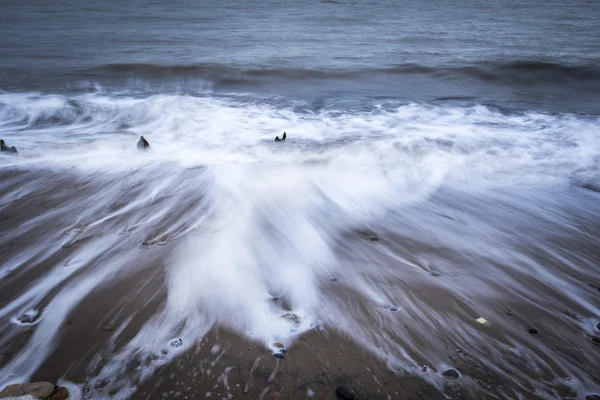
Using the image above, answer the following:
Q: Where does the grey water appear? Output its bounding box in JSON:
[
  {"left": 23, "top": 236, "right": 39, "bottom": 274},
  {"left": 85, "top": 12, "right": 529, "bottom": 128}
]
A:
[{"left": 1, "top": 0, "right": 600, "bottom": 112}]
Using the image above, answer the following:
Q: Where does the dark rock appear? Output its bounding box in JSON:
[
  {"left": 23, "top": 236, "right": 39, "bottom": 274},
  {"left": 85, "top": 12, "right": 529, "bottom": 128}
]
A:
[
  {"left": 102, "top": 324, "right": 114, "bottom": 332},
  {"left": 170, "top": 338, "right": 183, "bottom": 347},
  {"left": 456, "top": 349, "right": 463, "bottom": 354},
  {"left": 368, "top": 234, "right": 379, "bottom": 241},
  {"left": 586, "top": 395, "right": 600, "bottom": 400},
  {"left": 274, "top": 132, "right": 287, "bottom": 142},
  {"left": 19, "top": 314, "right": 34, "bottom": 323},
  {"left": 528, "top": 328, "right": 538, "bottom": 334},
  {"left": 335, "top": 386, "right": 355, "bottom": 400},
  {"left": 50, "top": 386, "right": 69, "bottom": 400},
  {"left": 161, "top": 349, "right": 168, "bottom": 355},
  {"left": 596, "top": 322, "right": 600, "bottom": 331},
  {"left": 388, "top": 306, "right": 398, "bottom": 312},
  {"left": 336, "top": 386, "right": 355, "bottom": 400},
  {"left": 442, "top": 369, "right": 460, "bottom": 379},
  {"left": 272, "top": 352, "right": 284, "bottom": 360},
  {"left": 137, "top": 136, "right": 150, "bottom": 149},
  {"left": 592, "top": 336, "right": 600, "bottom": 345},
  {"left": 0, "top": 139, "right": 18, "bottom": 154}
]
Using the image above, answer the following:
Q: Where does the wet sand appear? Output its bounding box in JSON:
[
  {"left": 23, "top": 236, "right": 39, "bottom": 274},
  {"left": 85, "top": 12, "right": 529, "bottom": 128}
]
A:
[{"left": 1, "top": 166, "right": 600, "bottom": 399}]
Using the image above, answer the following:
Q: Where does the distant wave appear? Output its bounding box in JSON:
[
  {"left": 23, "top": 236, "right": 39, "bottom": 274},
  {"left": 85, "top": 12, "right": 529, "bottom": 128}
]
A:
[{"left": 81, "top": 61, "right": 600, "bottom": 85}]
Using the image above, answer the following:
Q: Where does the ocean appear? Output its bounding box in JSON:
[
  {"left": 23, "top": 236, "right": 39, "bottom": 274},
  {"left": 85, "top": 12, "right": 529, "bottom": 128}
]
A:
[{"left": 1, "top": 0, "right": 600, "bottom": 399}]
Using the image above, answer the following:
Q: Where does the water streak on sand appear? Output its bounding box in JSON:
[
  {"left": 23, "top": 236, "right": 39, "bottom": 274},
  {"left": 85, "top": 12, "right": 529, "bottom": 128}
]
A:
[{"left": 1, "top": 92, "right": 600, "bottom": 398}]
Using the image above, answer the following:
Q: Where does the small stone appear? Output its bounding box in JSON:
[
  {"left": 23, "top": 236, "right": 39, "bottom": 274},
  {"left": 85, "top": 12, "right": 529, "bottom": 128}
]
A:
[
  {"left": 368, "top": 235, "right": 379, "bottom": 241},
  {"left": 596, "top": 322, "right": 600, "bottom": 331},
  {"left": 528, "top": 328, "right": 538, "bottom": 334},
  {"left": 388, "top": 307, "right": 398, "bottom": 312},
  {"left": 103, "top": 325, "right": 114, "bottom": 332},
  {"left": 592, "top": 336, "right": 600, "bottom": 345},
  {"left": 137, "top": 136, "right": 150, "bottom": 149},
  {"left": 170, "top": 338, "right": 183, "bottom": 347},
  {"left": 456, "top": 349, "right": 463, "bottom": 353},
  {"left": 23, "top": 381, "right": 55, "bottom": 397},
  {"left": 0, "top": 384, "right": 26, "bottom": 397},
  {"left": 272, "top": 352, "right": 284, "bottom": 360},
  {"left": 19, "top": 314, "right": 34, "bottom": 323},
  {"left": 430, "top": 271, "right": 441, "bottom": 277},
  {"left": 50, "top": 386, "right": 69, "bottom": 400},
  {"left": 335, "top": 386, "right": 356, "bottom": 400},
  {"left": 442, "top": 369, "right": 460, "bottom": 379},
  {"left": 161, "top": 349, "right": 168, "bottom": 355}
]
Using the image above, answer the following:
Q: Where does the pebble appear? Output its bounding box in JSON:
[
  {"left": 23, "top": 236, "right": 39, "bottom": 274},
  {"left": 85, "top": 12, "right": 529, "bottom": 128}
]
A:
[
  {"left": 19, "top": 314, "right": 34, "bottom": 323},
  {"left": 596, "top": 322, "right": 600, "bottom": 331},
  {"left": 586, "top": 395, "right": 600, "bottom": 400},
  {"left": 170, "top": 338, "right": 183, "bottom": 347},
  {"left": 335, "top": 386, "right": 356, "bottom": 400},
  {"left": 442, "top": 369, "right": 460, "bottom": 379},
  {"left": 0, "top": 381, "right": 55, "bottom": 398},
  {"left": 161, "top": 349, "right": 168, "bottom": 355},
  {"left": 528, "top": 328, "right": 538, "bottom": 334},
  {"left": 50, "top": 386, "right": 69, "bottom": 400},
  {"left": 272, "top": 352, "right": 284, "bottom": 360},
  {"left": 103, "top": 325, "right": 114, "bottom": 332},
  {"left": 430, "top": 271, "right": 441, "bottom": 277},
  {"left": 592, "top": 336, "right": 600, "bottom": 345},
  {"left": 368, "top": 235, "right": 379, "bottom": 241}
]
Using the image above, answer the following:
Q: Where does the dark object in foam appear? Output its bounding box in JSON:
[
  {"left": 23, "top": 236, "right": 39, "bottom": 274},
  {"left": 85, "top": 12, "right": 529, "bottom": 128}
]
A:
[
  {"left": 275, "top": 132, "right": 287, "bottom": 142},
  {"left": 0, "top": 139, "right": 18, "bottom": 153},
  {"left": 137, "top": 136, "right": 150, "bottom": 149}
]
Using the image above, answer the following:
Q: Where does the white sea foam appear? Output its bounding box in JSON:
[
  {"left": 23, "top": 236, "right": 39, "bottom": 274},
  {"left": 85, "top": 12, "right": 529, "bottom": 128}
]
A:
[{"left": 1, "top": 92, "right": 599, "bottom": 397}]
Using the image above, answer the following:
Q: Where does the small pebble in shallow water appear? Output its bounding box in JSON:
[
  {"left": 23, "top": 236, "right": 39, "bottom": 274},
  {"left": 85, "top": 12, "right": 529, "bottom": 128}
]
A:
[
  {"left": 336, "top": 386, "right": 356, "bottom": 400},
  {"left": 19, "top": 314, "right": 34, "bottom": 323},
  {"left": 442, "top": 369, "right": 460, "bottom": 379},
  {"left": 170, "top": 338, "right": 183, "bottom": 347},
  {"left": 272, "top": 352, "right": 284, "bottom": 360},
  {"left": 50, "top": 386, "right": 69, "bottom": 400},
  {"left": 102, "top": 325, "right": 114, "bottom": 332},
  {"left": 528, "top": 328, "right": 538, "bottom": 334}
]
